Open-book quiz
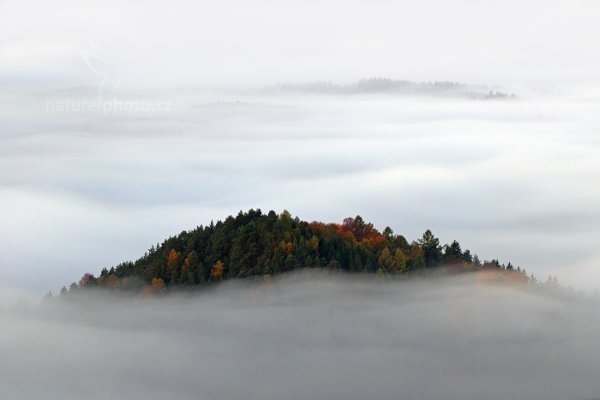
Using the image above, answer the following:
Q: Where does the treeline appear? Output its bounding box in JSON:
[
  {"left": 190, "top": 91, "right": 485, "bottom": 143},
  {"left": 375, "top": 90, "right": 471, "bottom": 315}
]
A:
[{"left": 63, "top": 209, "right": 530, "bottom": 295}]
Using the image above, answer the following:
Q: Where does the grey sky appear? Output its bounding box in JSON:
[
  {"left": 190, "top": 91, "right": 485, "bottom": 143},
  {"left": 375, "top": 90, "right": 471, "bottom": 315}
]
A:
[{"left": 2, "top": 0, "right": 600, "bottom": 87}]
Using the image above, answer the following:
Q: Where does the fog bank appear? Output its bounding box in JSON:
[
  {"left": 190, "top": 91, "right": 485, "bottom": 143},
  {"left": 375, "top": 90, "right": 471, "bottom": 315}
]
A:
[{"left": 2, "top": 271, "right": 599, "bottom": 400}]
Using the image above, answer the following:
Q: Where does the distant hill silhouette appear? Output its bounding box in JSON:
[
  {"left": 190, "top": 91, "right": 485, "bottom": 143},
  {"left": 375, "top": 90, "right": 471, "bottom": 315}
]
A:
[{"left": 264, "top": 78, "right": 515, "bottom": 99}]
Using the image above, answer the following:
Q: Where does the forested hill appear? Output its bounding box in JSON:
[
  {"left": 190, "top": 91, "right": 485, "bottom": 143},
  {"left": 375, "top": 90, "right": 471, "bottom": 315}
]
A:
[{"left": 67, "top": 209, "right": 530, "bottom": 295}]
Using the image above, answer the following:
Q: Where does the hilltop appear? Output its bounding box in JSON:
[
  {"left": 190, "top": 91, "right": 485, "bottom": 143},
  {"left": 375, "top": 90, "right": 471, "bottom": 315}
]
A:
[{"left": 61, "top": 209, "right": 531, "bottom": 296}]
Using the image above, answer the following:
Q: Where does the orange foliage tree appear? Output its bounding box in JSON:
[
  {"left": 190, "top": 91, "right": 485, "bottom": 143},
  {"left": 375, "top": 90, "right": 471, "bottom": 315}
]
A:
[{"left": 210, "top": 260, "right": 224, "bottom": 280}]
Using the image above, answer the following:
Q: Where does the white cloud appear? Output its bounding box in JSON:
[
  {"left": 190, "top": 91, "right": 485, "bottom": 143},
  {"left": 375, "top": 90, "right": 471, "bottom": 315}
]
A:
[{"left": 1, "top": 90, "right": 599, "bottom": 294}]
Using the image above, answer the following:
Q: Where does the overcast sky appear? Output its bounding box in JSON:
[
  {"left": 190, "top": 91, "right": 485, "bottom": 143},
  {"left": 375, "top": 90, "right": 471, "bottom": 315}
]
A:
[
  {"left": 2, "top": 0, "right": 600, "bottom": 88},
  {"left": 1, "top": 0, "right": 600, "bottom": 298}
]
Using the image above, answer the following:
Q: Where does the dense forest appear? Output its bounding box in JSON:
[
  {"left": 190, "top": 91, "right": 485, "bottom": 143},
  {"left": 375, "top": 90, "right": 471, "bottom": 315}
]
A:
[{"left": 64, "top": 209, "right": 531, "bottom": 295}]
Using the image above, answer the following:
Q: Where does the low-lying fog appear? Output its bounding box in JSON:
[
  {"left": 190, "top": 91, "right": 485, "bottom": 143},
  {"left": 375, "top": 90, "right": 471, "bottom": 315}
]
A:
[{"left": 1, "top": 271, "right": 599, "bottom": 400}]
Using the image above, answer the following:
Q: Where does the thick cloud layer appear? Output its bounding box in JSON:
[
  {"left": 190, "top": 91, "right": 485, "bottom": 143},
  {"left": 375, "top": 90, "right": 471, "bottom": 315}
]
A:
[
  {"left": 1, "top": 89, "right": 599, "bottom": 295},
  {"left": 1, "top": 271, "right": 599, "bottom": 400}
]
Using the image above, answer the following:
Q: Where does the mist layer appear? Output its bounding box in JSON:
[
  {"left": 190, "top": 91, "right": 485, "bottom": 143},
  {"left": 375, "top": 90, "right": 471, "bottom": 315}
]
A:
[{"left": 2, "top": 271, "right": 599, "bottom": 400}]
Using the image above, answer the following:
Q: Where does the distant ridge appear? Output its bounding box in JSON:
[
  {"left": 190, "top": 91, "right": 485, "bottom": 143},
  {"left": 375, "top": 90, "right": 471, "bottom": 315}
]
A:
[{"left": 264, "top": 78, "right": 515, "bottom": 99}]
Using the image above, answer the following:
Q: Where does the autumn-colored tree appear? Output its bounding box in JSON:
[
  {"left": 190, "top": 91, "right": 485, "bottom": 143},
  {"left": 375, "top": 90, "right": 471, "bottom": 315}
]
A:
[
  {"left": 285, "top": 242, "right": 294, "bottom": 255},
  {"left": 166, "top": 248, "right": 181, "bottom": 283},
  {"left": 308, "top": 235, "right": 319, "bottom": 252},
  {"left": 181, "top": 251, "right": 199, "bottom": 284},
  {"left": 78, "top": 273, "right": 96, "bottom": 288},
  {"left": 377, "top": 247, "right": 406, "bottom": 274},
  {"left": 378, "top": 247, "right": 392, "bottom": 271},
  {"left": 151, "top": 277, "right": 165, "bottom": 289},
  {"left": 391, "top": 249, "right": 407, "bottom": 274},
  {"left": 140, "top": 277, "right": 166, "bottom": 296},
  {"left": 167, "top": 249, "right": 179, "bottom": 265},
  {"left": 342, "top": 215, "right": 382, "bottom": 243},
  {"left": 66, "top": 209, "right": 525, "bottom": 292},
  {"left": 106, "top": 274, "right": 119, "bottom": 289},
  {"left": 210, "top": 260, "right": 225, "bottom": 280}
]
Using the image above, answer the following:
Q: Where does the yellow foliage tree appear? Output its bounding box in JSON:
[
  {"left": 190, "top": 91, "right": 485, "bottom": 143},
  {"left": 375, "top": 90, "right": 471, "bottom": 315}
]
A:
[
  {"left": 106, "top": 274, "right": 119, "bottom": 289},
  {"left": 285, "top": 242, "right": 293, "bottom": 255},
  {"left": 392, "top": 249, "right": 407, "bottom": 274},
  {"left": 309, "top": 235, "right": 319, "bottom": 252},
  {"left": 378, "top": 247, "right": 392, "bottom": 270},
  {"left": 140, "top": 277, "right": 166, "bottom": 296},
  {"left": 167, "top": 249, "right": 180, "bottom": 268},
  {"left": 151, "top": 277, "right": 165, "bottom": 289},
  {"left": 210, "top": 260, "right": 224, "bottom": 281}
]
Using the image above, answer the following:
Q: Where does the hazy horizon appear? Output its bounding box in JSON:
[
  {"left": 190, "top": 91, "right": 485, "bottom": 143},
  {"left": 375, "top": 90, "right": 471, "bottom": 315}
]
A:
[{"left": 3, "top": 0, "right": 600, "bottom": 88}]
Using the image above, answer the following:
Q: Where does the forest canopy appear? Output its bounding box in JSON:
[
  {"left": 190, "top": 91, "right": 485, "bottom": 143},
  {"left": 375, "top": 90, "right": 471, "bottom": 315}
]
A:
[{"left": 65, "top": 209, "right": 530, "bottom": 295}]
